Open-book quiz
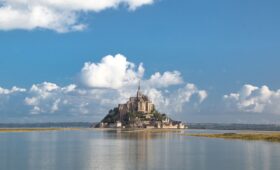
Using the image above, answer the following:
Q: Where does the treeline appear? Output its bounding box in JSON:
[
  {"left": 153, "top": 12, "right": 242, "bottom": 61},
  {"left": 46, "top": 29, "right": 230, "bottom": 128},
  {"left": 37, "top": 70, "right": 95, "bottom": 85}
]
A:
[{"left": 188, "top": 123, "right": 280, "bottom": 131}]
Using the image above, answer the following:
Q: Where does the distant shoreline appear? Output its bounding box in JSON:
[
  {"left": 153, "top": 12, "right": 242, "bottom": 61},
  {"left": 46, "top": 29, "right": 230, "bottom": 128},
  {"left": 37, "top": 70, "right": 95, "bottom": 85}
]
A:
[
  {"left": 2, "top": 128, "right": 280, "bottom": 143},
  {"left": 1, "top": 122, "right": 280, "bottom": 131},
  {"left": 0, "top": 128, "right": 83, "bottom": 133},
  {"left": 0, "top": 127, "right": 184, "bottom": 133},
  {"left": 188, "top": 132, "right": 280, "bottom": 142}
]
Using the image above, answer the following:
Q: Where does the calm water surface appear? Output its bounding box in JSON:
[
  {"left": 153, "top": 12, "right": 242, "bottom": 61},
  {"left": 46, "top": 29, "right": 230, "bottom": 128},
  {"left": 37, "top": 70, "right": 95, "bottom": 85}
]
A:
[{"left": 0, "top": 129, "right": 280, "bottom": 170}]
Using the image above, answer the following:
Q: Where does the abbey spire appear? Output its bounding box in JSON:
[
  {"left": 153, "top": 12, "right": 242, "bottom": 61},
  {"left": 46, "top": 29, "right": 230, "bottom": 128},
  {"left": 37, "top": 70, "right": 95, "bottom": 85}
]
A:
[{"left": 136, "top": 80, "right": 141, "bottom": 98}]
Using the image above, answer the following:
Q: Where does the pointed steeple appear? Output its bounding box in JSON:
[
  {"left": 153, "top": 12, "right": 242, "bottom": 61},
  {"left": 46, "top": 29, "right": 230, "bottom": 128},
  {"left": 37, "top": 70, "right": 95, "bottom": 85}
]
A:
[
  {"left": 137, "top": 80, "right": 141, "bottom": 98},
  {"left": 138, "top": 80, "right": 141, "bottom": 92}
]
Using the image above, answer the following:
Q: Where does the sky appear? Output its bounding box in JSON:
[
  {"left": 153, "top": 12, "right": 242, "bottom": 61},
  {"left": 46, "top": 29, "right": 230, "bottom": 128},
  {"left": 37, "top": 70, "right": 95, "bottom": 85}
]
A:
[{"left": 0, "top": 0, "right": 280, "bottom": 123}]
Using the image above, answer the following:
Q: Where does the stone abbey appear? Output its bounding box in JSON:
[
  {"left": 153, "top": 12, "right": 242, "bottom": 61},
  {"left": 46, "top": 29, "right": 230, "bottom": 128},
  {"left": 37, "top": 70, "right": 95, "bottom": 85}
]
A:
[
  {"left": 94, "top": 82, "right": 186, "bottom": 129},
  {"left": 118, "top": 83, "right": 154, "bottom": 115}
]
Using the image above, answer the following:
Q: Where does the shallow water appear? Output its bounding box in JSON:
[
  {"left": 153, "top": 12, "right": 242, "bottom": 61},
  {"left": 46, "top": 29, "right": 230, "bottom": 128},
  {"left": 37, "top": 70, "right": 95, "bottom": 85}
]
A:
[{"left": 0, "top": 129, "right": 280, "bottom": 170}]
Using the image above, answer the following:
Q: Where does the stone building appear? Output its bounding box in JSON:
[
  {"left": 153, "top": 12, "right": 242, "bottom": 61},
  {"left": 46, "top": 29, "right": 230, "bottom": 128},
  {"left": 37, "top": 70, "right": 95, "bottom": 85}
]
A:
[{"left": 118, "top": 83, "right": 154, "bottom": 115}]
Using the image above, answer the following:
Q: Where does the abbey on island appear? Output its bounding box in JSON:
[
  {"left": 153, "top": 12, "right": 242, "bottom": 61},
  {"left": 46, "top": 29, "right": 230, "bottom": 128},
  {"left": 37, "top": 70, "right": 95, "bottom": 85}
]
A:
[
  {"left": 118, "top": 85, "right": 154, "bottom": 116},
  {"left": 95, "top": 83, "right": 186, "bottom": 129}
]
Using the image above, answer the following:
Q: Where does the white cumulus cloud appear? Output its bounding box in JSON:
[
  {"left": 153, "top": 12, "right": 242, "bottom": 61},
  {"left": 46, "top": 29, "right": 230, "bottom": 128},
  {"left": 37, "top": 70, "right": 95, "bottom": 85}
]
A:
[
  {"left": 0, "top": 86, "right": 26, "bottom": 95},
  {"left": 145, "top": 83, "right": 207, "bottom": 113},
  {"left": 224, "top": 84, "right": 280, "bottom": 114},
  {"left": 81, "top": 54, "right": 144, "bottom": 89},
  {"left": 0, "top": 0, "right": 155, "bottom": 32},
  {"left": 24, "top": 82, "right": 78, "bottom": 114},
  {"left": 147, "top": 71, "right": 183, "bottom": 88}
]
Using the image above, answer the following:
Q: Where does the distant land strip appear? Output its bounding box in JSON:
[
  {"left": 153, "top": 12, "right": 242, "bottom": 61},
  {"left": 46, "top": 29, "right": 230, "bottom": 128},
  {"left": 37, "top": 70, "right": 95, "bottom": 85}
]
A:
[
  {"left": 0, "top": 122, "right": 93, "bottom": 128},
  {"left": 188, "top": 132, "right": 280, "bottom": 142},
  {"left": 0, "top": 128, "right": 83, "bottom": 133},
  {"left": 1, "top": 122, "right": 280, "bottom": 131}
]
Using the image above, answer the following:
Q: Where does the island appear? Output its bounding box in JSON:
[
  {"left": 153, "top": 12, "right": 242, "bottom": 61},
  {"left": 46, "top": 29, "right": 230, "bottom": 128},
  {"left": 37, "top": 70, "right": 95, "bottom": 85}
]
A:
[{"left": 94, "top": 83, "right": 186, "bottom": 129}]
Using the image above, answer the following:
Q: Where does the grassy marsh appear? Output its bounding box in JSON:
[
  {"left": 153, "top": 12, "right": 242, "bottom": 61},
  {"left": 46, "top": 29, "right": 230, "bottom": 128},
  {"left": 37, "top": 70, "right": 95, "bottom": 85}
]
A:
[{"left": 189, "top": 132, "right": 280, "bottom": 142}]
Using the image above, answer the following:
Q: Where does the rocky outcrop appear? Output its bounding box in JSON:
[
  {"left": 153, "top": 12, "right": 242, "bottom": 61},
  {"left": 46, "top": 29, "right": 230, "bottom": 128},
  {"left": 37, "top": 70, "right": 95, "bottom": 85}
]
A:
[{"left": 95, "top": 108, "right": 186, "bottom": 129}]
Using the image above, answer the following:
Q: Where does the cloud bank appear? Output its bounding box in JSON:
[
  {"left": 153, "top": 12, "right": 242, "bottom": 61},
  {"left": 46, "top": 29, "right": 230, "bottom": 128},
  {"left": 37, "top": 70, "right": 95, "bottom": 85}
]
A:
[
  {"left": 0, "top": 54, "right": 207, "bottom": 122},
  {"left": 224, "top": 84, "right": 280, "bottom": 114},
  {"left": 4, "top": 54, "right": 280, "bottom": 122},
  {"left": 0, "top": 0, "right": 155, "bottom": 32}
]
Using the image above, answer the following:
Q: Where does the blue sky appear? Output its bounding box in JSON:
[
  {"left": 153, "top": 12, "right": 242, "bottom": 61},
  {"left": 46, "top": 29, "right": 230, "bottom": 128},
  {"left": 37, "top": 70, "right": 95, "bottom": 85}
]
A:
[{"left": 0, "top": 0, "right": 280, "bottom": 123}]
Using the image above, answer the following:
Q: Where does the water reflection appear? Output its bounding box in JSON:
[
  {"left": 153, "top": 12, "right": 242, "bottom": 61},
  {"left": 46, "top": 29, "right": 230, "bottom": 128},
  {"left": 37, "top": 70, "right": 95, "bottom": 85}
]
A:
[
  {"left": 1, "top": 130, "right": 280, "bottom": 170},
  {"left": 86, "top": 130, "right": 182, "bottom": 170}
]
